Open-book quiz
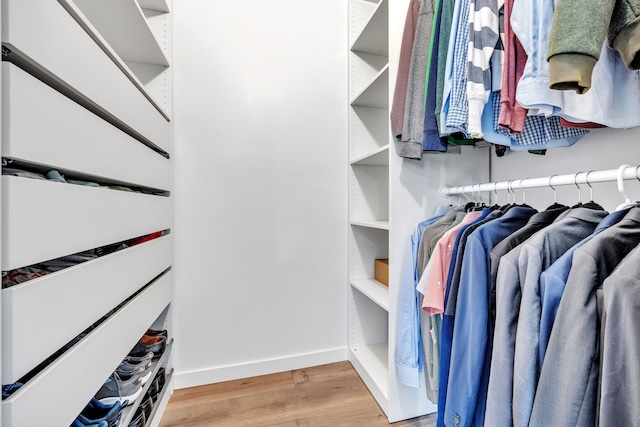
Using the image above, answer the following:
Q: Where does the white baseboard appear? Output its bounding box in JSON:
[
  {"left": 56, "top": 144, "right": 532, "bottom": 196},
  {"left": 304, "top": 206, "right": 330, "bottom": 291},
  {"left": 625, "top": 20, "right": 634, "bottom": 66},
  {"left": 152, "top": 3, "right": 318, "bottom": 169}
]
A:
[{"left": 173, "top": 347, "right": 348, "bottom": 390}]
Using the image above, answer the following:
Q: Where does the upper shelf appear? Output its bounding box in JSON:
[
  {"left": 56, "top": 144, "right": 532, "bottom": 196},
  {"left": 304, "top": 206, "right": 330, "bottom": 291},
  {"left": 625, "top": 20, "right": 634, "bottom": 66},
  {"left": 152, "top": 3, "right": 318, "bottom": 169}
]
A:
[
  {"left": 137, "top": 0, "right": 170, "bottom": 12},
  {"left": 350, "top": 64, "right": 389, "bottom": 109},
  {"left": 72, "top": 0, "right": 169, "bottom": 66},
  {"left": 351, "top": 220, "right": 390, "bottom": 230},
  {"left": 351, "top": 145, "right": 389, "bottom": 166},
  {"left": 350, "top": 0, "right": 388, "bottom": 57},
  {"left": 351, "top": 279, "right": 389, "bottom": 311}
]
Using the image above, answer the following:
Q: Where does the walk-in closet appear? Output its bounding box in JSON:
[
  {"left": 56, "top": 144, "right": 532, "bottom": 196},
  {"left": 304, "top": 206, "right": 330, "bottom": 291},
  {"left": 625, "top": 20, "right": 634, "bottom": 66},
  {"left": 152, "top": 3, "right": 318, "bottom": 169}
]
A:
[{"left": 1, "top": 0, "right": 639, "bottom": 425}]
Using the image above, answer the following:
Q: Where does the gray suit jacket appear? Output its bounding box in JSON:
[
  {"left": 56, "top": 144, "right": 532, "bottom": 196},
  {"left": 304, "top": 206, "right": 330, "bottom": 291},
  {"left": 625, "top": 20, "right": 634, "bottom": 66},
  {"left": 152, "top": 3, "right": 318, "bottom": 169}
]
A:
[
  {"left": 512, "top": 208, "right": 608, "bottom": 427},
  {"left": 600, "top": 243, "right": 640, "bottom": 426},
  {"left": 531, "top": 207, "right": 640, "bottom": 427}
]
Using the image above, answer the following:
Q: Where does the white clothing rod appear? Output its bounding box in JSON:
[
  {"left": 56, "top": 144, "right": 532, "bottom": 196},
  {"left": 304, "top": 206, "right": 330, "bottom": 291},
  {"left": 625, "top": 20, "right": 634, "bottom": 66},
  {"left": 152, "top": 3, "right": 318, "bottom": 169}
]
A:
[{"left": 442, "top": 164, "right": 640, "bottom": 196}]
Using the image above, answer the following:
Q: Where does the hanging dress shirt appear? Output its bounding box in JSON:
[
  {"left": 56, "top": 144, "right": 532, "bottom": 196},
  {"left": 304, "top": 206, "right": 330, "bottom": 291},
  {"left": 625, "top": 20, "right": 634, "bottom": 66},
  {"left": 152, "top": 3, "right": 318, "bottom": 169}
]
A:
[
  {"left": 400, "top": 0, "right": 438, "bottom": 159},
  {"left": 445, "top": 206, "right": 537, "bottom": 427},
  {"left": 511, "top": 0, "right": 640, "bottom": 129},
  {"left": 418, "top": 210, "right": 466, "bottom": 401},
  {"left": 391, "top": 0, "right": 421, "bottom": 138},
  {"left": 440, "top": 0, "right": 471, "bottom": 137},
  {"left": 421, "top": 211, "right": 484, "bottom": 314},
  {"left": 396, "top": 205, "right": 457, "bottom": 388},
  {"left": 422, "top": 0, "right": 449, "bottom": 152},
  {"left": 436, "top": 208, "right": 493, "bottom": 427}
]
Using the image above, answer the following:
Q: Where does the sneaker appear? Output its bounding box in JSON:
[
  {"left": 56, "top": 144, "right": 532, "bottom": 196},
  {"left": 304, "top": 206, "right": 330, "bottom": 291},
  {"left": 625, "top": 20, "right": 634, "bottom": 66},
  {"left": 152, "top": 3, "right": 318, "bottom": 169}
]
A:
[
  {"left": 95, "top": 372, "right": 142, "bottom": 406},
  {"left": 2, "top": 381, "right": 23, "bottom": 399},
  {"left": 139, "top": 394, "right": 154, "bottom": 420},
  {"left": 129, "top": 336, "right": 166, "bottom": 361},
  {"left": 145, "top": 379, "right": 160, "bottom": 402},
  {"left": 155, "top": 367, "right": 166, "bottom": 390},
  {"left": 77, "top": 398, "right": 122, "bottom": 427},
  {"left": 117, "top": 361, "right": 153, "bottom": 384},
  {"left": 124, "top": 352, "right": 153, "bottom": 367},
  {"left": 71, "top": 420, "right": 109, "bottom": 427},
  {"left": 128, "top": 406, "right": 146, "bottom": 427}
]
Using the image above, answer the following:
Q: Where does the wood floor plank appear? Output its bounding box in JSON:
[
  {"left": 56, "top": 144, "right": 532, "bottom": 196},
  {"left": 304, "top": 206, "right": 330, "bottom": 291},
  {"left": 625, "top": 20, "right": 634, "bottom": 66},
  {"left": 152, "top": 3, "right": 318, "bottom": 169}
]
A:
[{"left": 159, "top": 361, "right": 436, "bottom": 427}]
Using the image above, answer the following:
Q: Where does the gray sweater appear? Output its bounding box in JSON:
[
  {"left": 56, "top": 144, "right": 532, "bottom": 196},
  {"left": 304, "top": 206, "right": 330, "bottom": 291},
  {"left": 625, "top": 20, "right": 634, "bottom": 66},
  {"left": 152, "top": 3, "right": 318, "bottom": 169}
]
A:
[{"left": 548, "top": 0, "right": 640, "bottom": 93}]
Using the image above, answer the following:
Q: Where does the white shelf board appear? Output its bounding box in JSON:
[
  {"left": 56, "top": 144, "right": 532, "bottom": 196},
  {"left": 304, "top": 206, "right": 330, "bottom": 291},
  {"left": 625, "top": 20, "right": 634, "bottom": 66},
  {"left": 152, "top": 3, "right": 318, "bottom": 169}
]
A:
[
  {"left": 350, "top": 64, "right": 389, "bottom": 109},
  {"left": 350, "top": 220, "right": 390, "bottom": 230},
  {"left": 137, "top": 0, "right": 170, "bottom": 12},
  {"left": 349, "top": 344, "right": 389, "bottom": 414},
  {"left": 351, "top": 279, "right": 389, "bottom": 311},
  {"left": 350, "top": 145, "right": 389, "bottom": 166},
  {"left": 73, "top": 0, "right": 169, "bottom": 66},
  {"left": 58, "top": 0, "right": 170, "bottom": 121},
  {"left": 350, "top": 0, "right": 388, "bottom": 57}
]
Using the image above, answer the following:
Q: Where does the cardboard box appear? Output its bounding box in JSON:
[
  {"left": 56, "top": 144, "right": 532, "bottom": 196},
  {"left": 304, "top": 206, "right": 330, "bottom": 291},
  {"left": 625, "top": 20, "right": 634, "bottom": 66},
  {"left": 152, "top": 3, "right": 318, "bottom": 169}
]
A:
[{"left": 375, "top": 259, "right": 389, "bottom": 286}]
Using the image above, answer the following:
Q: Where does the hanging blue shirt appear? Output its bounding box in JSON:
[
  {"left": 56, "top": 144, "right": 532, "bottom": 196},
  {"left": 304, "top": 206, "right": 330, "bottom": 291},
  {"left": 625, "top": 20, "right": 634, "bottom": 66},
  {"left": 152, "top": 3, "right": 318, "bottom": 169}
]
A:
[
  {"left": 445, "top": 206, "right": 537, "bottom": 427},
  {"left": 396, "top": 205, "right": 457, "bottom": 387},
  {"left": 436, "top": 208, "right": 493, "bottom": 427}
]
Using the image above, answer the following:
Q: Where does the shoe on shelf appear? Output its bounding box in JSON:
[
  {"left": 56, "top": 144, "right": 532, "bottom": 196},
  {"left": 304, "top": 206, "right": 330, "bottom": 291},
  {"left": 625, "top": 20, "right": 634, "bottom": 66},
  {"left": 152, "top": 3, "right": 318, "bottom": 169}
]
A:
[
  {"left": 117, "top": 361, "right": 153, "bottom": 384},
  {"left": 129, "top": 336, "right": 166, "bottom": 361},
  {"left": 139, "top": 394, "right": 154, "bottom": 420},
  {"left": 94, "top": 372, "right": 142, "bottom": 406},
  {"left": 77, "top": 397, "right": 122, "bottom": 427},
  {"left": 128, "top": 406, "right": 146, "bottom": 427},
  {"left": 71, "top": 419, "right": 109, "bottom": 427},
  {"left": 155, "top": 367, "right": 167, "bottom": 391},
  {"left": 145, "top": 328, "right": 168, "bottom": 338},
  {"left": 124, "top": 352, "right": 153, "bottom": 367},
  {"left": 2, "top": 381, "right": 24, "bottom": 399},
  {"left": 145, "top": 379, "right": 160, "bottom": 402}
]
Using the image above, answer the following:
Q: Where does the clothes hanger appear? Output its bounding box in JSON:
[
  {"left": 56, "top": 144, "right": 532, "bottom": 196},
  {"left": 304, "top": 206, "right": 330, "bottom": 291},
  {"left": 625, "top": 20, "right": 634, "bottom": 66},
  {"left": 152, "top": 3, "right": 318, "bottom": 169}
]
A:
[
  {"left": 581, "top": 170, "right": 605, "bottom": 211},
  {"left": 489, "top": 182, "right": 500, "bottom": 210},
  {"left": 545, "top": 175, "right": 567, "bottom": 210},
  {"left": 499, "top": 180, "right": 514, "bottom": 211},
  {"left": 570, "top": 172, "right": 583, "bottom": 209},
  {"left": 515, "top": 178, "right": 533, "bottom": 208},
  {"left": 462, "top": 187, "right": 475, "bottom": 212},
  {"left": 615, "top": 164, "right": 635, "bottom": 211},
  {"left": 473, "top": 184, "right": 487, "bottom": 211}
]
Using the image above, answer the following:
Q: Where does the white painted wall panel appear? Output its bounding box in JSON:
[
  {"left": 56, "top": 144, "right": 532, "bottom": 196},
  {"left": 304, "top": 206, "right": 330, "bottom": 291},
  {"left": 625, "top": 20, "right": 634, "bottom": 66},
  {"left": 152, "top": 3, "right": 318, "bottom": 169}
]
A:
[
  {"left": 490, "top": 129, "right": 640, "bottom": 212},
  {"left": 172, "top": 0, "right": 348, "bottom": 386}
]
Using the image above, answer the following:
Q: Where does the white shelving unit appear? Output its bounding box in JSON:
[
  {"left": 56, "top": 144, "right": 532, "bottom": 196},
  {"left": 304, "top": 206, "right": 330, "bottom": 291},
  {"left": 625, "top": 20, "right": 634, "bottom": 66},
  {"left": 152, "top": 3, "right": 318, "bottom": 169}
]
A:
[
  {"left": 60, "top": 0, "right": 172, "bottom": 118},
  {"left": 1, "top": 0, "right": 174, "bottom": 425},
  {"left": 348, "top": 0, "right": 392, "bottom": 417},
  {"left": 348, "top": 0, "right": 490, "bottom": 422}
]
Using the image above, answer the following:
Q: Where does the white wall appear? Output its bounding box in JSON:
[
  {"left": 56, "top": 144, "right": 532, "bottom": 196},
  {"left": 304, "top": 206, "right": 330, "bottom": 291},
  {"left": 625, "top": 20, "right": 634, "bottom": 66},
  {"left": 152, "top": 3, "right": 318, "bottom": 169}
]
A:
[
  {"left": 490, "top": 128, "right": 640, "bottom": 212},
  {"left": 172, "top": 0, "right": 348, "bottom": 388}
]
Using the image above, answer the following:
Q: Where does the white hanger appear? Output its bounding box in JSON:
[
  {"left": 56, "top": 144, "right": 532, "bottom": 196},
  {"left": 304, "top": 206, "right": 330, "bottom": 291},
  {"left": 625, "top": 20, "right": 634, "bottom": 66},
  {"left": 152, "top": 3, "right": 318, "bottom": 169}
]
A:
[{"left": 615, "top": 164, "right": 635, "bottom": 211}]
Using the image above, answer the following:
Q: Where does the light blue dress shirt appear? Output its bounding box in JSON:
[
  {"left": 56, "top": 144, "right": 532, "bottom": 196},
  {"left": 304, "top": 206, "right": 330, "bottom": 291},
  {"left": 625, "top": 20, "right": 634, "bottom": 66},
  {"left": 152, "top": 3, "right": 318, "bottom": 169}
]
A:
[{"left": 396, "top": 205, "right": 456, "bottom": 387}]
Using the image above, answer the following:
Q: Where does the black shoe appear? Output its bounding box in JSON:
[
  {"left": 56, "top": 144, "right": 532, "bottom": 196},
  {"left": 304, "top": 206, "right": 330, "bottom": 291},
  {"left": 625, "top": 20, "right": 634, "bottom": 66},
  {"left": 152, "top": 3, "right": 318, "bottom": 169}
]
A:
[
  {"left": 128, "top": 407, "right": 145, "bottom": 427},
  {"left": 129, "top": 336, "right": 166, "bottom": 361},
  {"left": 139, "top": 394, "right": 154, "bottom": 420}
]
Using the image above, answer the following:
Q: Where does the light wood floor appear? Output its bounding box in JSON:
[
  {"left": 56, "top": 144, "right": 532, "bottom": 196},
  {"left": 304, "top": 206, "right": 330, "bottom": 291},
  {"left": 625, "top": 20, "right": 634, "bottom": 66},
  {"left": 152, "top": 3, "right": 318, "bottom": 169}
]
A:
[{"left": 159, "top": 361, "right": 436, "bottom": 426}]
